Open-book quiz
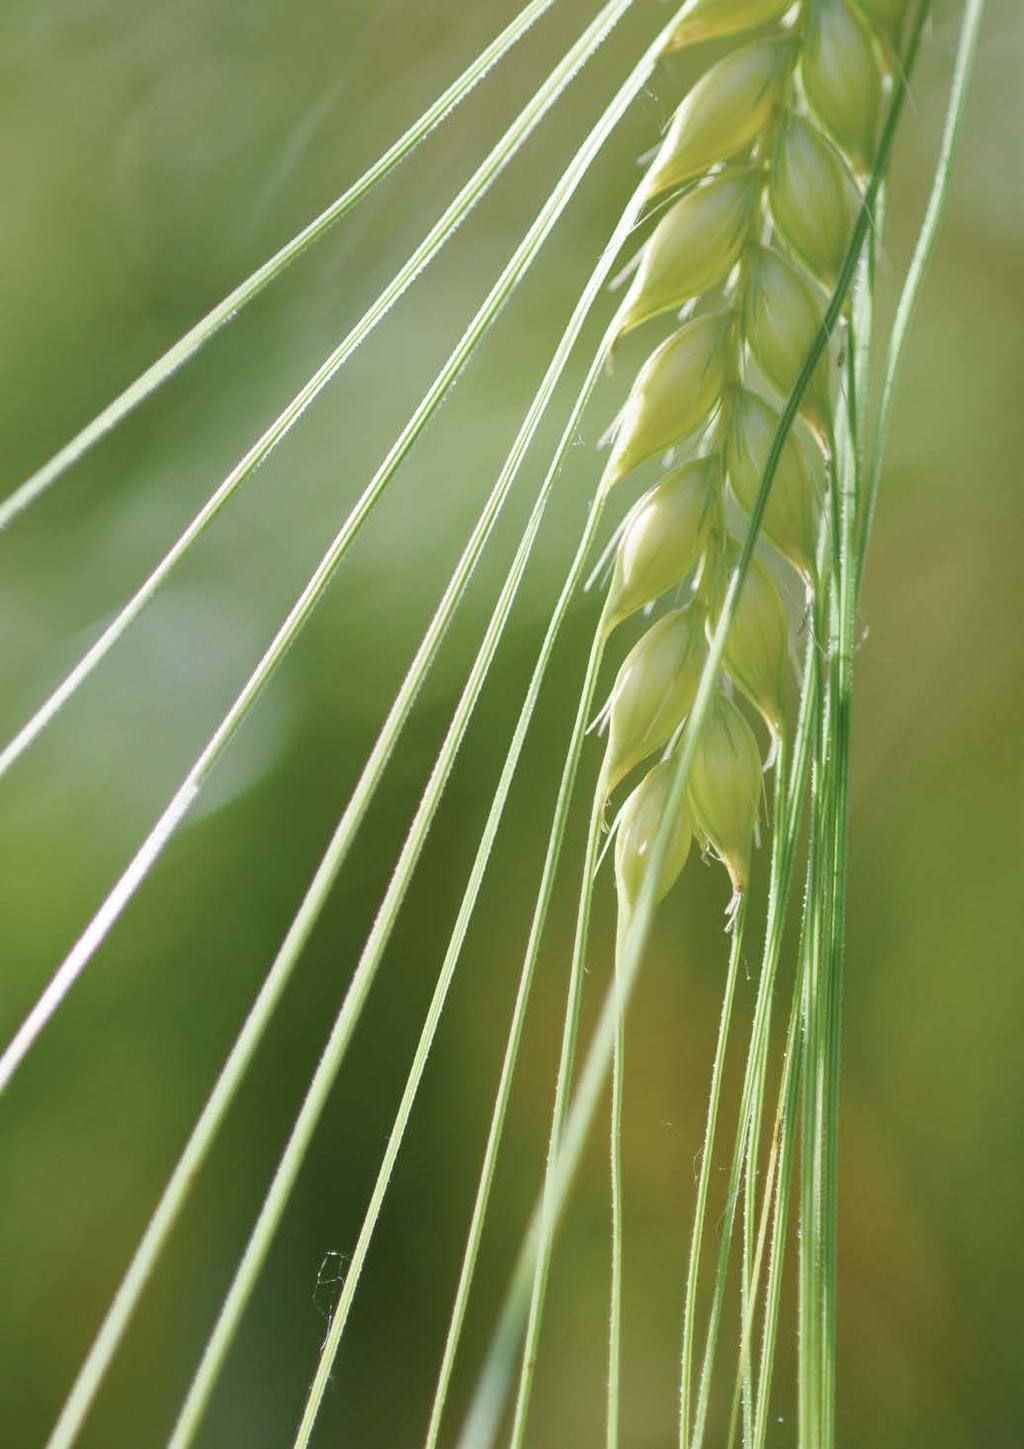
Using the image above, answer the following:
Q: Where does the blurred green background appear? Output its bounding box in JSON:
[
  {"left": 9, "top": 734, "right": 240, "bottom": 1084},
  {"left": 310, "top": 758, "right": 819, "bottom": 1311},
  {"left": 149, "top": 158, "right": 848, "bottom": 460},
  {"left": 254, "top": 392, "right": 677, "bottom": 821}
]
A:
[{"left": 1, "top": 1, "right": 1022, "bottom": 1445}]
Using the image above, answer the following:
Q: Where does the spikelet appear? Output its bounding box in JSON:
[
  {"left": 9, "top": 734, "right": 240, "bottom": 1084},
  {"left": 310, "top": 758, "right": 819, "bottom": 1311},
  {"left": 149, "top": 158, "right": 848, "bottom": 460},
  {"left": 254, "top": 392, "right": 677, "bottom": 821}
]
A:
[
  {"left": 643, "top": 38, "right": 792, "bottom": 199},
  {"left": 712, "top": 541, "right": 793, "bottom": 736},
  {"left": 604, "top": 312, "right": 733, "bottom": 486},
  {"left": 602, "top": 607, "right": 706, "bottom": 797},
  {"left": 614, "top": 759, "right": 694, "bottom": 914},
  {"left": 606, "top": 458, "right": 722, "bottom": 630},
  {"left": 687, "top": 690, "right": 763, "bottom": 902},
  {"left": 742, "top": 245, "right": 834, "bottom": 443},
  {"left": 666, "top": 0, "right": 792, "bottom": 50},
  {"left": 618, "top": 169, "right": 759, "bottom": 337},
  {"left": 725, "top": 387, "right": 821, "bottom": 580},
  {"left": 769, "top": 112, "right": 859, "bottom": 288},
  {"left": 709, "top": 541, "right": 790, "bottom": 736},
  {"left": 801, "top": 0, "right": 883, "bottom": 174},
  {"left": 597, "top": 0, "right": 895, "bottom": 935}
]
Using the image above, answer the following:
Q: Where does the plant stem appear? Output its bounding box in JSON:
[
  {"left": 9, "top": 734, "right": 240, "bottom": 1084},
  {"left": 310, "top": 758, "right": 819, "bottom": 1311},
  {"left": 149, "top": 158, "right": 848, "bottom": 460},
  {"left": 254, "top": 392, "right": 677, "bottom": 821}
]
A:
[
  {"left": 751, "top": 864, "right": 812, "bottom": 1449},
  {"left": 738, "top": 730, "right": 789, "bottom": 1445},
  {"left": 608, "top": 908, "right": 628, "bottom": 1449},
  {"left": 678, "top": 895, "right": 749, "bottom": 1449},
  {"left": 725, "top": 940, "right": 805, "bottom": 1449},
  {"left": 798, "top": 507, "right": 840, "bottom": 1449},
  {"left": 689, "top": 628, "right": 818, "bottom": 1449}
]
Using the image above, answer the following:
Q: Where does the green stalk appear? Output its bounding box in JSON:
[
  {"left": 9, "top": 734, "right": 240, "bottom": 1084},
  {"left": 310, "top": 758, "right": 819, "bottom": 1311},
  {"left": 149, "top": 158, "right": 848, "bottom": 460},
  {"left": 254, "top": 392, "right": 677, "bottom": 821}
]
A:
[
  {"left": 725, "top": 947, "right": 805, "bottom": 1449},
  {"left": 738, "top": 731, "right": 789, "bottom": 1447},
  {"left": 823, "top": 12, "right": 988, "bottom": 1423},
  {"left": 608, "top": 905, "right": 629, "bottom": 1449},
  {"left": 795, "top": 14, "right": 937, "bottom": 1438},
  {"left": 802, "top": 8, "right": 988, "bottom": 1434},
  {"left": 0, "top": 0, "right": 564, "bottom": 531},
  {"left": 823, "top": 12, "right": 988, "bottom": 1425},
  {"left": 0, "top": 0, "right": 633, "bottom": 787},
  {"left": 799, "top": 394, "right": 852, "bottom": 1449},
  {"left": 689, "top": 620, "right": 819, "bottom": 1449},
  {"left": 817, "top": 254, "right": 874, "bottom": 1449},
  {"left": 0, "top": 0, "right": 641, "bottom": 1097},
  {"left": 751, "top": 872, "right": 813, "bottom": 1449},
  {"left": 799, "top": 15, "right": 991, "bottom": 1437},
  {"left": 678, "top": 894, "right": 750, "bottom": 1449},
  {"left": 752, "top": 1064, "right": 800, "bottom": 1448},
  {"left": 798, "top": 561, "right": 835, "bottom": 1449}
]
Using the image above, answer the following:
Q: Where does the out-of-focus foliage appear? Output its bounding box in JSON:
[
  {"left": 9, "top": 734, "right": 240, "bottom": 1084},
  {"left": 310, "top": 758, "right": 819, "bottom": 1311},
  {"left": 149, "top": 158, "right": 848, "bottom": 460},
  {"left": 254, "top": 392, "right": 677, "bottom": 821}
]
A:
[{"left": 1, "top": 2, "right": 1021, "bottom": 1445}]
